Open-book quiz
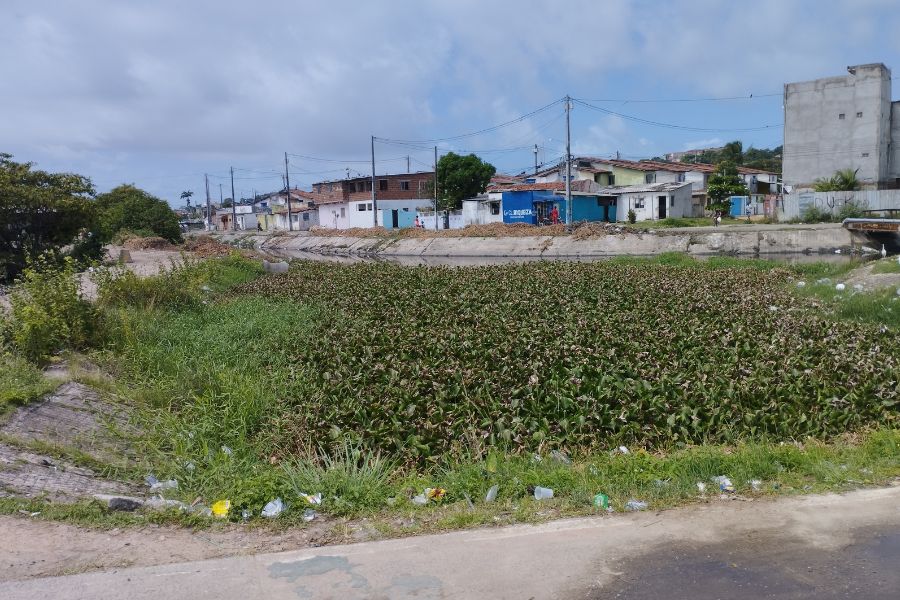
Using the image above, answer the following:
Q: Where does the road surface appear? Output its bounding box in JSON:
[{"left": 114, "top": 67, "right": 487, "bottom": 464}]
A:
[{"left": 2, "top": 485, "right": 899, "bottom": 599}]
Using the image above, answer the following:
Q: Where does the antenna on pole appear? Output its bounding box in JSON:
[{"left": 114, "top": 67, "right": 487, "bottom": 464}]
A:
[
  {"left": 371, "top": 136, "right": 377, "bottom": 227},
  {"left": 284, "top": 152, "right": 293, "bottom": 231},
  {"left": 565, "top": 95, "right": 572, "bottom": 227},
  {"left": 230, "top": 167, "right": 238, "bottom": 231}
]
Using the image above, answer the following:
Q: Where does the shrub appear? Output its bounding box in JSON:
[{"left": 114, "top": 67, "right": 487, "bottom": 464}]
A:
[
  {"left": 837, "top": 200, "right": 866, "bottom": 221},
  {"left": 627, "top": 209, "right": 637, "bottom": 224},
  {"left": 800, "top": 204, "right": 835, "bottom": 223},
  {"left": 9, "top": 256, "right": 96, "bottom": 361}
]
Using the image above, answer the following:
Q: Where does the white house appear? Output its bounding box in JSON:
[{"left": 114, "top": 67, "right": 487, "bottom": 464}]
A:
[
  {"left": 317, "top": 200, "right": 350, "bottom": 229},
  {"left": 461, "top": 195, "right": 502, "bottom": 226},
  {"left": 600, "top": 182, "right": 694, "bottom": 222}
]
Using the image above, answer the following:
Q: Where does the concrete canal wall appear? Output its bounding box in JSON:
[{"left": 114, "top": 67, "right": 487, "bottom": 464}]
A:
[{"left": 212, "top": 224, "right": 859, "bottom": 258}]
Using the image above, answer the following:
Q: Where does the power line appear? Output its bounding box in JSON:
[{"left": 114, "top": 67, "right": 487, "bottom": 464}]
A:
[
  {"left": 571, "top": 98, "right": 783, "bottom": 132},
  {"left": 375, "top": 97, "right": 566, "bottom": 144},
  {"left": 576, "top": 92, "right": 782, "bottom": 103}
]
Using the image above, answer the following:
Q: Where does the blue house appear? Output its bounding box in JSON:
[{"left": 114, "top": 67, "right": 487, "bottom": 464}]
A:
[{"left": 500, "top": 181, "right": 616, "bottom": 224}]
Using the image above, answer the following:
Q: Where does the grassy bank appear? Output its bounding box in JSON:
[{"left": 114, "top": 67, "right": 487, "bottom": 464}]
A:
[
  {"left": 0, "top": 353, "right": 56, "bottom": 416},
  {"left": 3, "top": 252, "right": 898, "bottom": 531}
]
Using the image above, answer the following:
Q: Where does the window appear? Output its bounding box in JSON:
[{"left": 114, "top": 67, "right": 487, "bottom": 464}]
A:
[
  {"left": 670, "top": 196, "right": 675, "bottom": 207},
  {"left": 857, "top": 111, "right": 863, "bottom": 118},
  {"left": 634, "top": 198, "right": 645, "bottom": 209},
  {"left": 400, "top": 181, "right": 410, "bottom": 191},
  {"left": 677, "top": 173, "right": 686, "bottom": 182},
  {"left": 862, "top": 152, "right": 870, "bottom": 157},
  {"left": 769, "top": 175, "right": 777, "bottom": 183},
  {"left": 340, "top": 207, "right": 345, "bottom": 218},
  {"left": 839, "top": 113, "right": 846, "bottom": 120},
  {"left": 367, "top": 203, "right": 373, "bottom": 210},
  {"left": 645, "top": 173, "right": 656, "bottom": 184},
  {"left": 608, "top": 174, "right": 615, "bottom": 185},
  {"left": 303, "top": 213, "right": 309, "bottom": 221},
  {"left": 379, "top": 179, "right": 388, "bottom": 191},
  {"left": 357, "top": 203, "right": 367, "bottom": 211},
  {"left": 490, "top": 202, "right": 500, "bottom": 215},
  {"left": 418, "top": 181, "right": 427, "bottom": 193}
]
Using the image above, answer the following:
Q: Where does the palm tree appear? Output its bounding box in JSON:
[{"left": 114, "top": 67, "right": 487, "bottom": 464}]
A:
[
  {"left": 813, "top": 168, "right": 860, "bottom": 192},
  {"left": 180, "top": 190, "right": 194, "bottom": 207}
]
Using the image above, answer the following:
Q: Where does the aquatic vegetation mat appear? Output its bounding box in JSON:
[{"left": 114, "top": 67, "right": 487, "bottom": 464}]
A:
[{"left": 232, "top": 261, "right": 899, "bottom": 460}]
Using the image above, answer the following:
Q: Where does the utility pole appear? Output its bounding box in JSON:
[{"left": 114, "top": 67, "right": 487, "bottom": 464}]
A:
[
  {"left": 434, "top": 146, "right": 439, "bottom": 230},
  {"left": 219, "top": 183, "right": 223, "bottom": 205},
  {"left": 230, "top": 167, "right": 238, "bottom": 231},
  {"left": 205, "top": 174, "right": 211, "bottom": 231},
  {"left": 284, "top": 152, "right": 293, "bottom": 231},
  {"left": 565, "top": 95, "right": 572, "bottom": 227},
  {"left": 534, "top": 144, "right": 539, "bottom": 175},
  {"left": 407, "top": 155, "right": 410, "bottom": 174},
  {"left": 370, "top": 136, "right": 377, "bottom": 227}
]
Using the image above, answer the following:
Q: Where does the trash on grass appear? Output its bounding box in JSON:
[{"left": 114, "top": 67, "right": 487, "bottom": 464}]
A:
[
  {"left": 145, "top": 474, "right": 159, "bottom": 487},
  {"left": 412, "top": 494, "right": 428, "bottom": 506},
  {"left": 697, "top": 482, "right": 707, "bottom": 494},
  {"left": 615, "top": 446, "right": 630, "bottom": 455},
  {"left": 835, "top": 283, "right": 846, "bottom": 291},
  {"left": 624, "top": 500, "right": 648, "bottom": 512},
  {"left": 261, "top": 498, "right": 285, "bottom": 518},
  {"left": 303, "top": 509, "right": 317, "bottom": 522},
  {"left": 211, "top": 499, "right": 231, "bottom": 518},
  {"left": 241, "top": 509, "right": 251, "bottom": 521},
  {"left": 533, "top": 486, "right": 554, "bottom": 500},
  {"left": 749, "top": 479, "right": 762, "bottom": 492},
  {"left": 593, "top": 493, "right": 610, "bottom": 510},
  {"left": 220, "top": 445, "right": 233, "bottom": 456},
  {"left": 426, "top": 487, "right": 446, "bottom": 501},
  {"left": 550, "top": 450, "right": 572, "bottom": 465},
  {"left": 298, "top": 492, "right": 322, "bottom": 505},
  {"left": 485, "top": 484, "right": 499, "bottom": 503},
  {"left": 531, "top": 453, "right": 543, "bottom": 463},
  {"left": 712, "top": 476, "right": 734, "bottom": 493},
  {"left": 144, "top": 496, "right": 188, "bottom": 511}
]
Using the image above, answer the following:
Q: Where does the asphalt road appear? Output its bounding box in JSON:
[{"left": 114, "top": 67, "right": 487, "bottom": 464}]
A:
[{"left": 3, "top": 486, "right": 899, "bottom": 599}]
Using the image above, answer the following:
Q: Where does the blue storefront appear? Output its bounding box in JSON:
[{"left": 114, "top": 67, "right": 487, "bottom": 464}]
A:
[{"left": 502, "top": 190, "right": 616, "bottom": 224}]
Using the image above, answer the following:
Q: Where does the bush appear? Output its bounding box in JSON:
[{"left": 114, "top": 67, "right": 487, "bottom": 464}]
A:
[
  {"left": 837, "top": 200, "right": 866, "bottom": 221},
  {"left": 10, "top": 256, "right": 96, "bottom": 362},
  {"left": 627, "top": 209, "right": 637, "bottom": 224},
  {"left": 800, "top": 204, "right": 835, "bottom": 223},
  {"left": 95, "top": 185, "right": 182, "bottom": 244}
]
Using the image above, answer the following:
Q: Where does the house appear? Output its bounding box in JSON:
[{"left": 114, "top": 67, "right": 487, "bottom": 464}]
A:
[
  {"left": 311, "top": 171, "right": 435, "bottom": 229},
  {"left": 215, "top": 204, "right": 256, "bottom": 231},
  {"left": 255, "top": 189, "right": 326, "bottom": 230},
  {"left": 784, "top": 63, "right": 900, "bottom": 190},
  {"left": 499, "top": 180, "right": 693, "bottom": 224},
  {"left": 461, "top": 195, "right": 502, "bottom": 226}
]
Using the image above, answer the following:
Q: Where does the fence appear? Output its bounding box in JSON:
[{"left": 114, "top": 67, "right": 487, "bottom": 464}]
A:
[{"left": 778, "top": 190, "right": 900, "bottom": 221}]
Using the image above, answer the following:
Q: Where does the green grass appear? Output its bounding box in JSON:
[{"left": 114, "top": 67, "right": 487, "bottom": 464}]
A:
[
  {"left": 793, "top": 278, "right": 900, "bottom": 328},
  {"left": 624, "top": 217, "right": 747, "bottom": 229},
  {"left": 0, "top": 353, "right": 56, "bottom": 415},
  {"left": 606, "top": 252, "right": 859, "bottom": 279},
  {"left": 872, "top": 258, "right": 900, "bottom": 274}
]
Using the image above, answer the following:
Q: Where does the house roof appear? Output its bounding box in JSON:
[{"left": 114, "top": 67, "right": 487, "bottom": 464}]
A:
[
  {"left": 490, "top": 174, "right": 524, "bottom": 185},
  {"left": 588, "top": 182, "right": 693, "bottom": 195},
  {"left": 504, "top": 180, "right": 605, "bottom": 193}
]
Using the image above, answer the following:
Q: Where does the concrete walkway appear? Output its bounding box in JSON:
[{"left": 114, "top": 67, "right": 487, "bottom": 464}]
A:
[{"left": 3, "top": 485, "right": 899, "bottom": 599}]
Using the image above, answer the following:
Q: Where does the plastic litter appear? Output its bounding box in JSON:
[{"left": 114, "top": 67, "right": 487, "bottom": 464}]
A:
[
  {"left": 241, "top": 509, "right": 252, "bottom": 521},
  {"left": 261, "top": 498, "right": 285, "bottom": 518},
  {"left": 617, "top": 446, "right": 630, "bottom": 454},
  {"left": 816, "top": 278, "right": 831, "bottom": 285},
  {"left": 550, "top": 450, "right": 572, "bottom": 465},
  {"left": 624, "top": 500, "right": 648, "bottom": 512},
  {"left": 835, "top": 283, "right": 846, "bottom": 291},
  {"left": 749, "top": 479, "right": 762, "bottom": 492},
  {"left": 426, "top": 487, "right": 445, "bottom": 501},
  {"left": 696, "top": 482, "right": 707, "bottom": 494},
  {"left": 533, "top": 486, "right": 554, "bottom": 500},
  {"left": 712, "top": 476, "right": 735, "bottom": 492},
  {"left": 145, "top": 474, "right": 159, "bottom": 487},
  {"left": 220, "top": 445, "right": 233, "bottom": 456},
  {"left": 593, "top": 493, "right": 610, "bottom": 510},
  {"left": 211, "top": 499, "right": 231, "bottom": 518},
  {"left": 531, "top": 453, "right": 543, "bottom": 463},
  {"left": 298, "top": 492, "right": 322, "bottom": 505},
  {"left": 412, "top": 494, "right": 428, "bottom": 505},
  {"left": 796, "top": 281, "right": 806, "bottom": 288},
  {"left": 303, "top": 508, "right": 317, "bottom": 522},
  {"left": 144, "top": 496, "right": 188, "bottom": 511},
  {"left": 152, "top": 479, "right": 178, "bottom": 492},
  {"left": 485, "top": 484, "right": 499, "bottom": 503}
]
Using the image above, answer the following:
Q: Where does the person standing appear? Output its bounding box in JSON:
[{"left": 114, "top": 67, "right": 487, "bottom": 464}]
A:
[{"left": 550, "top": 205, "right": 559, "bottom": 225}]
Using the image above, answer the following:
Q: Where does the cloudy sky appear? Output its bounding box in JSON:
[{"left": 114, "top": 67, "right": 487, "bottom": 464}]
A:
[{"left": 3, "top": 0, "right": 900, "bottom": 205}]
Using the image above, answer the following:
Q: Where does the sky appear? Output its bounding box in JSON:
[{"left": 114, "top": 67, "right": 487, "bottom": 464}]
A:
[{"left": 3, "top": 0, "right": 900, "bottom": 206}]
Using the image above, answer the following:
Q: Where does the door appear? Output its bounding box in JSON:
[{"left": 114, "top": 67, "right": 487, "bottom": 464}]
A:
[
  {"left": 391, "top": 210, "right": 399, "bottom": 228},
  {"left": 658, "top": 196, "right": 667, "bottom": 219}
]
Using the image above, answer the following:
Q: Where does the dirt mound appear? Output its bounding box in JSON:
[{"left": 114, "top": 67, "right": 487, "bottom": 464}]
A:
[
  {"left": 122, "top": 236, "right": 176, "bottom": 250},
  {"left": 182, "top": 235, "right": 233, "bottom": 257},
  {"left": 571, "top": 222, "right": 647, "bottom": 240}
]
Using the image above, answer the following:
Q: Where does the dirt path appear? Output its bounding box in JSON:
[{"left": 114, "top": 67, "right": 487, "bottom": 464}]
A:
[
  {"left": 843, "top": 257, "right": 900, "bottom": 292},
  {"left": 2, "top": 485, "right": 899, "bottom": 598}
]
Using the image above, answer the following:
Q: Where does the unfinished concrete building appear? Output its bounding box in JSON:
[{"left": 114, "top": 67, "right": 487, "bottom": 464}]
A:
[{"left": 783, "top": 63, "right": 900, "bottom": 190}]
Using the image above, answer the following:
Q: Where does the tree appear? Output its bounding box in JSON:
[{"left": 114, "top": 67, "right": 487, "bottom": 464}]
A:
[
  {"left": 720, "top": 141, "right": 744, "bottom": 165},
  {"left": 813, "top": 168, "right": 860, "bottom": 192},
  {"left": 94, "top": 184, "right": 182, "bottom": 243},
  {"left": 180, "top": 190, "right": 194, "bottom": 207},
  {"left": 706, "top": 161, "right": 748, "bottom": 213},
  {"left": 0, "top": 154, "right": 96, "bottom": 280},
  {"left": 435, "top": 153, "right": 496, "bottom": 211}
]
